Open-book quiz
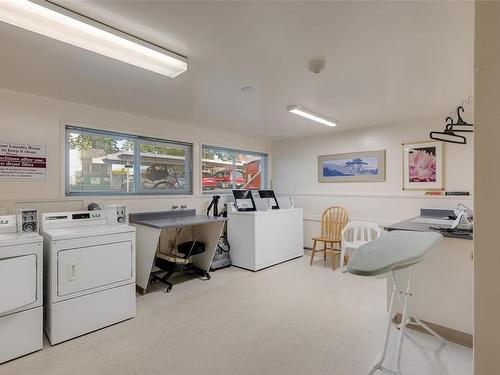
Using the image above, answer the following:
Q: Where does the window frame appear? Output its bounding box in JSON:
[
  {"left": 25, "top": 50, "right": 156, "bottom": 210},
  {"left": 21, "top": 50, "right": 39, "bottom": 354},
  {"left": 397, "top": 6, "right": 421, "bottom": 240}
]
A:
[
  {"left": 65, "top": 125, "right": 193, "bottom": 196},
  {"left": 201, "top": 144, "right": 268, "bottom": 194}
]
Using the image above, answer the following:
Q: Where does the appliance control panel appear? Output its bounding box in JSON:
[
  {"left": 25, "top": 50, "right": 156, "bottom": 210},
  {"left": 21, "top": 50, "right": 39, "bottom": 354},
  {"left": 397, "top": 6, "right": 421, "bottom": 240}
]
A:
[
  {"left": 41, "top": 207, "right": 130, "bottom": 230},
  {"left": 71, "top": 212, "right": 102, "bottom": 220},
  {"left": 103, "top": 205, "right": 128, "bottom": 225},
  {"left": 17, "top": 208, "right": 39, "bottom": 233},
  {"left": 0, "top": 215, "right": 17, "bottom": 234},
  {"left": 41, "top": 210, "right": 107, "bottom": 230}
]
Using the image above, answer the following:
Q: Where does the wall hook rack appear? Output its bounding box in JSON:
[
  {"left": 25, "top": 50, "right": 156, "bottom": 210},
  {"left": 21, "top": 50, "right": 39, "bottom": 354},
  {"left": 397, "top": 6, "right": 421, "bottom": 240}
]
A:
[{"left": 430, "top": 106, "right": 473, "bottom": 144}]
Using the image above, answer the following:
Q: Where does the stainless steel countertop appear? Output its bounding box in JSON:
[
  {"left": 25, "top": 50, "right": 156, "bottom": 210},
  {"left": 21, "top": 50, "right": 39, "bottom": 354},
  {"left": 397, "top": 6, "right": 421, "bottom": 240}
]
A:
[{"left": 129, "top": 209, "right": 226, "bottom": 229}]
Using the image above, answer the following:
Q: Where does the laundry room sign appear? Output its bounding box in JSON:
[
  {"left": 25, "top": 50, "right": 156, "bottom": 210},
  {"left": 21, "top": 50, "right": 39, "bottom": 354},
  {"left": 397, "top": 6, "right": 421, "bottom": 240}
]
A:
[{"left": 0, "top": 142, "right": 47, "bottom": 180}]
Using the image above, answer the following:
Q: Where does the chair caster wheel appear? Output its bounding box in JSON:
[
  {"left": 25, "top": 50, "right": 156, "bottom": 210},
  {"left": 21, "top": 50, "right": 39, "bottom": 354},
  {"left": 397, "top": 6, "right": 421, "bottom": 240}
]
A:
[{"left": 164, "top": 285, "right": 173, "bottom": 293}]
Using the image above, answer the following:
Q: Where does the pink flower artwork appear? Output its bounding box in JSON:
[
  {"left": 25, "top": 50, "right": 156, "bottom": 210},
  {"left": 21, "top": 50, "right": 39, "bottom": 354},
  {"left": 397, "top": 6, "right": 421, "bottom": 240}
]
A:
[{"left": 408, "top": 149, "right": 436, "bottom": 182}]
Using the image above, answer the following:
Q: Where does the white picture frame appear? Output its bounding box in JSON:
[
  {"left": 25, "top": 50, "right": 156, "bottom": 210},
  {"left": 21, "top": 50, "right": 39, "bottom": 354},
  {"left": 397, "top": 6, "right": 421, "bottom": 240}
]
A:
[
  {"left": 318, "top": 150, "right": 386, "bottom": 183},
  {"left": 402, "top": 141, "right": 444, "bottom": 190}
]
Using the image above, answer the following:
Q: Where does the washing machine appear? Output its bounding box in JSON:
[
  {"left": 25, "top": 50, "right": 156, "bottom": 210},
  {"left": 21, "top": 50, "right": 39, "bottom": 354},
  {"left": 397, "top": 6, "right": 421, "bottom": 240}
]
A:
[
  {"left": 41, "top": 210, "right": 136, "bottom": 345},
  {"left": 0, "top": 215, "right": 43, "bottom": 364}
]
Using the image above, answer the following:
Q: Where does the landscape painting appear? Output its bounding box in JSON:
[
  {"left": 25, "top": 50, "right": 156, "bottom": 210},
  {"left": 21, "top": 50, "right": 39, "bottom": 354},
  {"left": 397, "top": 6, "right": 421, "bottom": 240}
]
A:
[{"left": 318, "top": 150, "right": 386, "bottom": 182}]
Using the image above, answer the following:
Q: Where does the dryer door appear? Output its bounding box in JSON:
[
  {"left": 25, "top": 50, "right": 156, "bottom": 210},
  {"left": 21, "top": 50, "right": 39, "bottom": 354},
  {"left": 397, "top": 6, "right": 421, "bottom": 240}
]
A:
[
  {"left": 57, "top": 241, "right": 133, "bottom": 297},
  {"left": 0, "top": 255, "right": 37, "bottom": 314}
]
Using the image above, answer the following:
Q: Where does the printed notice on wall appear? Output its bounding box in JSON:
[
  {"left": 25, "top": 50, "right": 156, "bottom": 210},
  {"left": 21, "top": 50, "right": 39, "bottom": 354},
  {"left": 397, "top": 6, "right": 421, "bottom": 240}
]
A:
[{"left": 0, "top": 143, "right": 47, "bottom": 180}]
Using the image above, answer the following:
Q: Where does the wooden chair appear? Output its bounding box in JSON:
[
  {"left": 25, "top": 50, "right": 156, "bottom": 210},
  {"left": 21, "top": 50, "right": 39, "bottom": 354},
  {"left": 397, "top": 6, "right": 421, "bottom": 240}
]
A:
[{"left": 310, "top": 206, "right": 349, "bottom": 270}]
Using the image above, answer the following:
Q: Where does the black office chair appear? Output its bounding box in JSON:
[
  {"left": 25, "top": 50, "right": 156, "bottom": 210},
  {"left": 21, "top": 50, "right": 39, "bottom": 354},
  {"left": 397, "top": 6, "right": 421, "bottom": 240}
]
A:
[{"left": 151, "top": 230, "right": 210, "bottom": 293}]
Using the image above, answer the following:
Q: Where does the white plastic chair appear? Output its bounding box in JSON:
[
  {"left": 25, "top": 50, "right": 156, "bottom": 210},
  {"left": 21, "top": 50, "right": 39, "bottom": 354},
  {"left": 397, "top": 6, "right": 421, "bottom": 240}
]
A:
[{"left": 340, "top": 221, "right": 381, "bottom": 273}]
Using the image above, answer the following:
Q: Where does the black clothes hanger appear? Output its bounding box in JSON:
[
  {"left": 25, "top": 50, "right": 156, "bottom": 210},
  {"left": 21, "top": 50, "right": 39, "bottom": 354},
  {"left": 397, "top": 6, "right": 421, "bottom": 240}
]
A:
[
  {"left": 447, "top": 106, "right": 474, "bottom": 131},
  {"left": 430, "top": 106, "right": 473, "bottom": 144},
  {"left": 430, "top": 127, "right": 467, "bottom": 144}
]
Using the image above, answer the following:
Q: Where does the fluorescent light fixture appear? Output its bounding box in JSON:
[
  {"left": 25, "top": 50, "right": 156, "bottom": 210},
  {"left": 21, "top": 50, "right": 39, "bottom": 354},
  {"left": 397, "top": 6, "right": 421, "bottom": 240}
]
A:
[
  {"left": 287, "top": 105, "right": 337, "bottom": 127},
  {"left": 0, "top": 0, "right": 187, "bottom": 78}
]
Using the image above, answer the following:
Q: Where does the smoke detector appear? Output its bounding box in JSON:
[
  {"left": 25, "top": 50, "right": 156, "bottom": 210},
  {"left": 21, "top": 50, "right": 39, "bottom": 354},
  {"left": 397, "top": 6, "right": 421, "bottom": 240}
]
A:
[
  {"left": 309, "top": 59, "right": 326, "bottom": 74},
  {"left": 241, "top": 86, "right": 255, "bottom": 93}
]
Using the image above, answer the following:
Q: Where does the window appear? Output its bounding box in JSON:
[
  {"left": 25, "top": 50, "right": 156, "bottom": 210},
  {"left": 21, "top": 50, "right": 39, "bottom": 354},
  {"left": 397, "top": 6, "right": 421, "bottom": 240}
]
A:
[
  {"left": 202, "top": 145, "right": 267, "bottom": 193},
  {"left": 65, "top": 125, "right": 192, "bottom": 195}
]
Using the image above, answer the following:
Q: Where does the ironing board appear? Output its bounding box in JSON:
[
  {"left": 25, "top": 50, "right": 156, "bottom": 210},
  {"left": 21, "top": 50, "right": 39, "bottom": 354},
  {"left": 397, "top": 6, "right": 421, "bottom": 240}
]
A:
[
  {"left": 347, "top": 231, "right": 443, "bottom": 276},
  {"left": 347, "top": 231, "right": 444, "bottom": 375}
]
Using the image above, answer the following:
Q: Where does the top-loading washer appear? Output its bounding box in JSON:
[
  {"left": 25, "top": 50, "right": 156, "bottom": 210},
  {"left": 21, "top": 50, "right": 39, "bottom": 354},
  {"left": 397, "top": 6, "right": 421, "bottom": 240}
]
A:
[
  {"left": 41, "top": 209, "right": 136, "bottom": 345},
  {"left": 0, "top": 214, "right": 43, "bottom": 364}
]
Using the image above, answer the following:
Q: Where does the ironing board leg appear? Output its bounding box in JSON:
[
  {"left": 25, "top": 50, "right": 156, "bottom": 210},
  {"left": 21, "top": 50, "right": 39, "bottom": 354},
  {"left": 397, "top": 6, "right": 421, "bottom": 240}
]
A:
[
  {"left": 393, "top": 272, "right": 446, "bottom": 343},
  {"left": 369, "top": 272, "right": 398, "bottom": 375},
  {"left": 370, "top": 266, "right": 446, "bottom": 374},
  {"left": 393, "top": 267, "right": 415, "bottom": 374}
]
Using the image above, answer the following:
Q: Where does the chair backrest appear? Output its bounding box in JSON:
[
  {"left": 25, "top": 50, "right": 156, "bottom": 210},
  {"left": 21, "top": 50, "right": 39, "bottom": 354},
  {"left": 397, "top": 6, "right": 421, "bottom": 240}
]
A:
[
  {"left": 320, "top": 206, "right": 349, "bottom": 241},
  {"left": 341, "top": 221, "right": 381, "bottom": 243}
]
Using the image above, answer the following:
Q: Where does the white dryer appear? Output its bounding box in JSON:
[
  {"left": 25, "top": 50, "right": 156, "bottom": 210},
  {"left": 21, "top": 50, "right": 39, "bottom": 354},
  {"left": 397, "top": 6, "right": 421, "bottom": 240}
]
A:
[
  {"left": 41, "top": 210, "right": 136, "bottom": 345},
  {"left": 0, "top": 215, "right": 43, "bottom": 364}
]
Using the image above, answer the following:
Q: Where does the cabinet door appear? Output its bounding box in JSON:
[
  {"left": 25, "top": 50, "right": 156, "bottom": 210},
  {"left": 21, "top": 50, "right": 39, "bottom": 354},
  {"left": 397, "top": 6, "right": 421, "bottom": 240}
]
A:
[
  {"left": 57, "top": 241, "right": 133, "bottom": 297},
  {"left": 0, "top": 255, "right": 37, "bottom": 314},
  {"left": 254, "top": 211, "right": 304, "bottom": 268}
]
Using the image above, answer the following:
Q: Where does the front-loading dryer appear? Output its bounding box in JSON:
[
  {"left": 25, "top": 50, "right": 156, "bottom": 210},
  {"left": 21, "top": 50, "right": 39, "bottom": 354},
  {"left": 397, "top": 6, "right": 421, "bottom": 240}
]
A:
[
  {"left": 0, "top": 215, "right": 43, "bottom": 364},
  {"left": 41, "top": 210, "right": 136, "bottom": 345}
]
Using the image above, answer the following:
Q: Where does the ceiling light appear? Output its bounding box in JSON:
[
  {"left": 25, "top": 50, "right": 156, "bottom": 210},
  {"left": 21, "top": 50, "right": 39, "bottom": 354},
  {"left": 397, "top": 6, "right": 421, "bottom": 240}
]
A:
[
  {"left": 0, "top": 0, "right": 187, "bottom": 78},
  {"left": 287, "top": 105, "right": 337, "bottom": 127}
]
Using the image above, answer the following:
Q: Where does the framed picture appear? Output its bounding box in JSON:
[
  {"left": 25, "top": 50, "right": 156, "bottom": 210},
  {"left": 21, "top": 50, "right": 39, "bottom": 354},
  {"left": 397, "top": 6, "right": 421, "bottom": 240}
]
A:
[
  {"left": 318, "top": 150, "right": 386, "bottom": 182},
  {"left": 402, "top": 141, "right": 444, "bottom": 190}
]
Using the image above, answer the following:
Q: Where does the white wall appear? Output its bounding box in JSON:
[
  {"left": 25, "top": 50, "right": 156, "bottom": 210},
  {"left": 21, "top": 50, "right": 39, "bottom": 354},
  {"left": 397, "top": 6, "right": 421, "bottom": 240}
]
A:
[
  {"left": 474, "top": 2, "right": 500, "bottom": 372},
  {"left": 271, "top": 119, "right": 474, "bottom": 247},
  {"left": 0, "top": 88, "right": 270, "bottom": 215}
]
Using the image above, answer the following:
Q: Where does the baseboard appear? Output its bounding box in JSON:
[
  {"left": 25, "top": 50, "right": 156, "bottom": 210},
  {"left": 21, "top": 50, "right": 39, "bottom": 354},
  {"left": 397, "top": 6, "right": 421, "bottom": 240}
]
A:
[{"left": 393, "top": 312, "right": 472, "bottom": 348}]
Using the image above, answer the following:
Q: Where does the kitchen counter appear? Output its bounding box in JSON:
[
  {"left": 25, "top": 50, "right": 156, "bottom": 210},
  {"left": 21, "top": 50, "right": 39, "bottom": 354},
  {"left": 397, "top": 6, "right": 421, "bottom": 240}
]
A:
[
  {"left": 383, "top": 208, "right": 474, "bottom": 345},
  {"left": 385, "top": 216, "right": 473, "bottom": 240},
  {"left": 130, "top": 213, "right": 226, "bottom": 229},
  {"left": 129, "top": 209, "right": 226, "bottom": 293}
]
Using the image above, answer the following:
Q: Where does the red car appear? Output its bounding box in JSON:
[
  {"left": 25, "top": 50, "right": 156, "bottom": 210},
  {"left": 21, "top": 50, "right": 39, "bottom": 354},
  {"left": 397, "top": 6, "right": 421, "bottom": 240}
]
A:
[
  {"left": 213, "top": 170, "right": 245, "bottom": 189},
  {"left": 202, "top": 176, "right": 217, "bottom": 190}
]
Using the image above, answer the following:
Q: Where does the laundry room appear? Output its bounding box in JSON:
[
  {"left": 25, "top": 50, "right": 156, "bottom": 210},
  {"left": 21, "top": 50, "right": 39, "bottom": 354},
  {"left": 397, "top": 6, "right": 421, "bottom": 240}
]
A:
[{"left": 0, "top": 1, "right": 499, "bottom": 374}]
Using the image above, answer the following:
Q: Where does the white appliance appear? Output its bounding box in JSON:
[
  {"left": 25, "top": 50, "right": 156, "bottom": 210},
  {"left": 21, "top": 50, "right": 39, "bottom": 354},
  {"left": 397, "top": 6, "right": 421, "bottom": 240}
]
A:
[
  {"left": 228, "top": 208, "right": 304, "bottom": 271},
  {"left": 41, "top": 210, "right": 136, "bottom": 345},
  {"left": 0, "top": 214, "right": 43, "bottom": 363}
]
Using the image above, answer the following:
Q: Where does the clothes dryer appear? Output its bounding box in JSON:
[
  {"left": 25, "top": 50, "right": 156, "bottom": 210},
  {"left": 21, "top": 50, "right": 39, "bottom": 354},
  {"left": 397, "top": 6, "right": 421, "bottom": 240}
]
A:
[
  {"left": 0, "top": 215, "right": 43, "bottom": 363},
  {"left": 41, "top": 210, "right": 136, "bottom": 345}
]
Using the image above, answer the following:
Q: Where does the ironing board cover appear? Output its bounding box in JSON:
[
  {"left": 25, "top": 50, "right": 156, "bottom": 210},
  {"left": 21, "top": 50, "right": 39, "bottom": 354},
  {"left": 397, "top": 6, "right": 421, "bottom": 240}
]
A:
[{"left": 347, "top": 231, "right": 443, "bottom": 276}]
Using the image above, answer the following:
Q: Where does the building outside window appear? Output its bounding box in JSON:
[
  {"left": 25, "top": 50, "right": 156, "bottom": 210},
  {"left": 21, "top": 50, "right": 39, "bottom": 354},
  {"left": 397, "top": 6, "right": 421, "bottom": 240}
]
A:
[
  {"left": 202, "top": 145, "right": 267, "bottom": 193},
  {"left": 65, "top": 125, "right": 192, "bottom": 196}
]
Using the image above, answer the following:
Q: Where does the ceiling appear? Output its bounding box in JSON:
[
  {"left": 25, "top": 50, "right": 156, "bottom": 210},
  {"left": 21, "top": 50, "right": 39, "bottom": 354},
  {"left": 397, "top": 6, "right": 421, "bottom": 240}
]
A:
[{"left": 0, "top": 1, "right": 474, "bottom": 140}]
